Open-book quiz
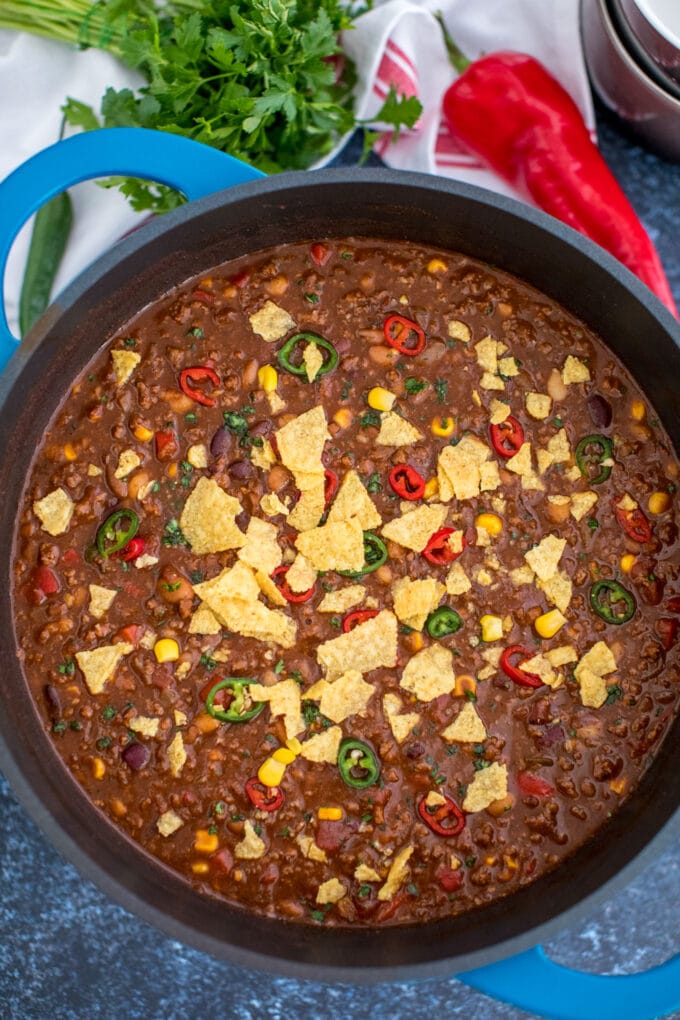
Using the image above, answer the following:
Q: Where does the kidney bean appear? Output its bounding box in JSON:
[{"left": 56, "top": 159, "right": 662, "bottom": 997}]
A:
[
  {"left": 228, "top": 459, "right": 252, "bottom": 480},
  {"left": 122, "top": 742, "right": 150, "bottom": 771},
  {"left": 587, "top": 394, "right": 613, "bottom": 428},
  {"left": 43, "top": 684, "right": 62, "bottom": 720}
]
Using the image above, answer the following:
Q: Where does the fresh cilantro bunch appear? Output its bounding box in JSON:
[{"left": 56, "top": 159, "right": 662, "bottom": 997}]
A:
[{"left": 61, "top": 0, "right": 421, "bottom": 213}]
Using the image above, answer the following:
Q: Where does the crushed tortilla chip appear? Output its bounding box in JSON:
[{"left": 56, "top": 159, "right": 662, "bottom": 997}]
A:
[
  {"left": 617, "top": 493, "right": 638, "bottom": 512},
  {"left": 463, "top": 762, "right": 508, "bottom": 812},
  {"left": 260, "top": 492, "right": 289, "bottom": 517},
  {"left": 574, "top": 641, "right": 617, "bottom": 708},
  {"left": 251, "top": 679, "right": 304, "bottom": 738},
  {"left": 238, "top": 517, "right": 282, "bottom": 576},
  {"left": 392, "top": 576, "right": 445, "bottom": 631},
  {"left": 193, "top": 562, "right": 296, "bottom": 649},
  {"left": 167, "top": 732, "right": 186, "bottom": 777},
  {"left": 295, "top": 518, "right": 365, "bottom": 573},
  {"left": 448, "top": 320, "right": 471, "bottom": 342},
  {"left": 275, "top": 406, "right": 329, "bottom": 475},
  {"left": 298, "top": 725, "right": 343, "bottom": 763},
  {"left": 188, "top": 602, "right": 222, "bottom": 635},
  {"left": 544, "top": 645, "right": 578, "bottom": 667},
  {"left": 317, "top": 585, "right": 365, "bottom": 613},
  {"left": 316, "top": 878, "right": 347, "bottom": 904},
  {"left": 268, "top": 391, "right": 286, "bottom": 415},
  {"left": 446, "top": 562, "right": 472, "bottom": 596},
  {"left": 475, "top": 335, "right": 499, "bottom": 373},
  {"left": 193, "top": 561, "right": 260, "bottom": 608},
  {"left": 526, "top": 393, "right": 552, "bottom": 420},
  {"left": 255, "top": 569, "right": 288, "bottom": 607},
  {"left": 548, "top": 429, "right": 571, "bottom": 464},
  {"left": 537, "top": 571, "right": 573, "bottom": 615},
  {"left": 520, "top": 653, "right": 559, "bottom": 689},
  {"left": 33, "top": 487, "right": 74, "bottom": 536},
  {"left": 235, "top": 819, "right": 266, "bottom": 859},
  {"left": 285, "top": 553, "right": 317, "bottom": 593},
  {"left": 179, "top": 477, "right": 245, "bottom": 554},
  {"left": 480, "top": 372, "right": 505, "bottom": 391},
  {"left": 381, "top": 503, "right": 448, "bottom": 552},
  {"left": 88, "top": 584, "right": 117, "bottom": 619},
  {"left": 577, "top": 667, "right": 609, "bottom": 708},
  {"left": 249, "top": 300, "right": 296, "bottom": 343},
  {"left": 111, "top": 348, "right": 140, "bottom": 386},
  {"left": 489, "top": 399, "right": 511, "bottom": 424},
  {"left": 375, "top": 411, "right": 423, "bottom": 447},
  {"left": 442, "top": 701, "right": 487, "bottom": 743},
  {"left": 383, "top": 693, "right": 420, "bottom": 743},
  {"left": 400, "top": 643, "right": 456, "bottom": 701},
  {"left": 287, "top": 480, "right": 325, "bottom": 532},
  {"left": 75, "top": 642, "right": 133, "bottom": 695},
  {"left": 562, "top": 355, "right": 591, "bottom": 385},
  {"left": 187, "top": 443, "right": 208, "bottom": 470},
  {"left": 509, "top": 564, "right": 535, "bottom": 586},
  {"left": 355, "top": 863, "right": 381, "bottom": 882},
  {"left": 438, "top": 435, "right": 492, "bottom": 501},
  {"left": 570, "top": 491, "right": 598, "bottom": 522},
  {"left": 524, "top": 534, "right": 566, "bottom": 582},
  {"left": 114, "top": 449, "right": 142, "bottom": 479},
  {"left": 252, "top": 439, "right": 276, "bottom": 471},
  {"left": 303, "top": 341, "right": 325, "bottom": 383},
  {"left": 129, "top": 715, "right": 160, "bottom": 738},
  {"left": 317, "top": 610, "right": 398, "bottom": 680},
  {"left": 577, "top": 641, "right": 617, "bottom": 678},
  {"left": 304, "top": 670, "right": 374, "bottom": 724},
  {"left": 297, "top": 835, "right": 327, "bottom": 863},
  {"left": 157, "top": 810, "right": 183, "bottom": 837},
  {"left": 377, "top": 845, "right": 414, "bottom": 901},
  {"left": 505, "top": 441, "right": 533, "bottom": 478},
  {"left": 537, "top": 449, "right": 554, "bottom": 475},
  {"left": 498, "top": 356, "right": 519, "bottom": 377},
  {"left": 326, "top": 469, "right": 382, "bottom": 531}
]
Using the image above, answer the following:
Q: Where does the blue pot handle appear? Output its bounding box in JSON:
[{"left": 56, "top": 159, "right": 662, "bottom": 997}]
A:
[
  {"left": 0, "top": 127, "right": 264, "bottom": 370},
  {"left": 459, "top": 945, "right": 680, "bottom": 1020}
]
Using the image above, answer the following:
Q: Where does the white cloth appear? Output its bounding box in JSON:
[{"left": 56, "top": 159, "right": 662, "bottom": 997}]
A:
[{"left": 0, "top": 2, "right": 593, "bottom": 335}]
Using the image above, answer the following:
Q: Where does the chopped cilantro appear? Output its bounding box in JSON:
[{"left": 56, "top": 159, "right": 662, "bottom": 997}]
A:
[
  {"left": 311, "top": 910, "right": 326, "bottom": 923},
  {"left": 289, "top": 669, "right": 303, "bottom": 685},
  {"left": 304, "top": 292, "right": 320, "bottom": 304},
  {"left": 302, "top": 701, "right": 320, "bottom": 726},
  {"left": 102, "top": 705, "right": 116, "bottom": 721},
  {"left": 407, "top": 883, "right": 419, "bottom": 896},
  {"left": 552, "top": 416, "right": 564, "bottom": 428},
  {"left": 606, "top": 684, "right": 623, "bottom": 704},
  {"left": 359, "top": 410, "right": 381, "bottom": 429},
  {"left": 69, "top": 720, "right": 82, "bottom": 731},
  {"left": 123, "top": 337, "right": 136, "bottom": 347},
  {"left": 208, "top": 825, "right": 218, "bottom": 836},
  {"left": 434, "top": 378, "right": 448, "bottom": 403},
  {"left": 465, "top": 855, "right": 476, "bottom": 868},
  {"left": 330, "top": 615, "right": 342, "bottom": 629},
  {"left": 58, "top": 658, "right": 75, "bottom": 676},
  {"left": 185, "top": 326, "right": 204, "bottom": 338},
  {"left": 96, "top": 736, "right": 112, "bottom": 750},
  {"left": 404, "top": 377, "right": 427, "bottom": 395},
  {"left": 199, "top": 653, "right": 217, "bottom": 670},
  {"left": 162, "top": 518, "right": 189, "bottom": 547},
  {"left": 184, "top": 411, "right": 197, "bottom": 423},
  {"left": 341, "top": 380, "right": 354, "bottom": 401},
  {"left": 52, "top": 721, "right": 67, "bottom": 733},
  {"left": 190, "top": 569, "right": 204, "bottom": 584},
  {"left": 365, "top": 471, "right": 382, "bottom": 493},
  {"left": 161, "top": 581, "right": 182, "bottom": 592},
  {"left": 341, "top": 252, "right": 353, "bottom": 260},
  {"left": 357, "top": 883, "right": 372, "bottom": 899},
  {"left": 587, "top": 518, "right": 599, "bottom": 530},
  {"left": 274, "top": 659, "right": 285, "bottom": 674},
  {"left": 464, "top": 688, "right": 478, "bottom": 702},
  {"left": 213, "top": 801, "right": 226, "bottom": 816},
  {"left": 278, "top": 826, "right": 292, "bottom": 838}
]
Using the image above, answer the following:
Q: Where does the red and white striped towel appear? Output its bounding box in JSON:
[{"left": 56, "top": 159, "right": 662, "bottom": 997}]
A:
[{"left": 342, "top": 0, "right": 595, "bottom": 201}]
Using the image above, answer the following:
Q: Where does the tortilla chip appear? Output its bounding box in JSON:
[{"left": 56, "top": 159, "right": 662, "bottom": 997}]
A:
[
  {"left": 33, "top": 488, "right": 74, "bottom": 536},
  {"left": 287, "top": 480, "right": 325, "bottom": 532},
  {"left": 617, "top": 493, "right": 638, "bottom": 512},
  {"left": 316, "top": 878, "right": 346, "bottom": 904},
  {"left": 252, "top": 439, "right": 276, "bottom": 471},
  {"left": 375, "top": 411, "right": 423, "bottom": 447},
  {"left": 400, "top": 644, "right": 456, "bottom": 701},
  {"left": 114, "top": 449, "right": 141, "bottom": 479},
  {"left": 167, "top": 732, "right": 186, "bottom": 777},
  {"left": 249, "top": 300, "right": 296, "bottom": 343},
  {"left": 505, "top": 441, "right": 533, "bottom": 477},
  {"left": 562, "top": 355, "right": 591, "bottom": 385},
  {"left": 237, "top": 517, "right": 282, "bottom": 576},
  {"left": 268, "top": 391, "right": 286, "bottom": 415},
  {"left": 537, "top": 570, "right": 573, "bottom": 615},
  {"left": 510, "top": 564, "right": 535, "bottom": 586},
  {"left": 235, "top": 819, "right": 266, "bottom": 859},
  {"left": 446, "top": 562, "right": 472, "bottom": 596},
  {"left": 354, "top": 864, "right": 381, "bottom": 882},
  {"left": 377, "top": 845, "right": 414, "bottom": 901},
  {"left": 111, "top": 349, "right": 140, "bottom": 386},
  {"left": 129, "top": 715, "right": 160, "bottom": 738},
  {"left": 275, "top": 406, "right": 329, "bottom": 475},
  {"left": 438, "top": 435, "right": 492, "bottom": 501},
  {"left": 520, "top": 653, "right": 559, "bottom": 689},
  {"left": 526, "top": 393, "right": 552, "bottom": 420},
  {"left": 179, "top": 477, "right": 245, "bottom": 554},
  {"left": 576, "top": 640, "right": 617, "bottom": 678},
  {"left": 442, "top": 702, "right": 487, "bottom": 743},
  {"left": 475, "top": 335, "right": 499, "bottom": 373},
  {"left": 88, "top": 584, "right": 117, "bottom": 619},
  {"left": 296, "top": 518, "right": 365, "bottom": 573},
  {"left": 187, "top": 443, "right": 208, "bottom": 469},
  {"left": 577, "top": 667, "right": 609, "bottom": 708},
  {"left": 251, "top": 678, "right": 304, "bottom": 738},
  {"left": 260, "top": 492, "right": 289, "bottom": 517},
  {"left": 381, "top": 503, "right": 448, "bottom": 553},
  {"left": 317, "top": 610, "right": 398, "bottom": 680},
  {"left": 298, "top": 725, "right": 343, "bottom": 763},
  {"left": 194, "top": 562, "right": 296, "bottom": 648},
  {"left": 303, "top": 341, "right": 325, "bottom": 382},
  {"left": 480, "top": 372, "right": 505, "bottom": 391},
  {"left": 304, "top": 670, "right": 374, "bottom": 724},
  {"left": 193, "top": 561, "right": 260, "bottom": 609},
  {"left": 255, "top": 569, "right": 288, "bottom": 607},
  {"left": 188, "top": 602, "right": 222, "bottom": 635},
  {"left": 326, "top": 469, "right": 382, "bottom": 530},
  {"left": 447, "top": 320, "right": 471, "bottom": 342},
  {"left": 297, "top": 836, "right": 327, "bottom": 863},
  {"left": 525, "top": 534, "right": 566, "bottom": 582},
  {"left": 498, "top": 356, "right": 519, "bottom": 377},
  {"left": 157, "top": 810, "right": 183, "bottom": 837},
  {"left": 317, "top": 585, "right": 365, "bottom": 613},
  {"left": 462, "top": 762, "right": 508, "bottom": 812},
  {"left": 489, "top": 399, "right": 511, "bottom": 424},
  {"left": 537, "top": 449, "right": 554, "bottom": 475},
  {"left": 75, "top": 642, "right": 133, "bottom": 696},
  {"left": 383, "top": 693, "right": 420, "bottom": 744},
  {"left": 570, "top": 491, "right": 598, "bottom": 522},
  {"left": 285, "top": 553, "right": 317, "bottom": 593},
  {"left": 550, "top": 429, "right": 572, "bottom": 465},
  {"left": 544, "top": 645, "right": 578, "bottom": 667},
  {"left": 392, "top": 577, "right": 445, "bottom": 631}
]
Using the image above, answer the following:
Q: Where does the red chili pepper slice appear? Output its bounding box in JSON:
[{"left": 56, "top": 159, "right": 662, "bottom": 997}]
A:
[
  {"left": 417, "top": 793, "right": 465, "bottom": 837},
  {"left": 383, "top": 314, "right": 426, "bottom": 356},
  {"left": 271, "top": 565, "right": 315, "bottom": 604},
  {"left": 342, "top": 609, "right": 380, "bottom": 633},
  {"left": 500, "top": 645, "right": 543, "bottom": 688},
  {"left": 244, "top": 777, "right": 284, "bottom": 812},
  {"left": 324, "top": 468, "right": 339, "bottom": 509},
  {"left": 114, "top": 536, "right": 146, "bottom": 562},
  {"left": 423, "top": 527, "right": 466, "bottom": 565},
  {"left": 517, "top": 772, "right": 555, "bottom": 797},
  {"left": 388, "top": 464, "right": 426, "bottom": 500},
  {"left": 490, "top": 416, "right": 525, "bottom": 459},
  {"left": 614, "top": 500, "right": 653, "bottom": 543},
  {"left": 179, "top": 365, "right": 220, "bottom": 408},
  {"left": 310, "top": 242, "right": 331, "bottom": 266},
  {"left": 155, "top": 430, "right": 179, "bottom": 460}
]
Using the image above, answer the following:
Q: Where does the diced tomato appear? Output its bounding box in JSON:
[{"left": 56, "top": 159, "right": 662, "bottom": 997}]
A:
[
  {"left": 517, "top": 772, "right": 555, "bottom": 797},
  {"left": 310, "top": 242, "right": 331, "bottom": 266},
  {"left": 435, "top": 865, "right": 464, "bottom": 893},
  {"left": 113, "top": 624, "right": 144, "bottom": 646},
  {"left": 61, "top": 548, "right": 80, "bottom": 566},
  {"left": 211, "top": 848, "right": 233, "bottom": 875},
  {"left": 155, "top": 430, "right": 178, "bottom": 460},
  {"left": 24, "top": 566, "right": 61, "bottom": 605}
]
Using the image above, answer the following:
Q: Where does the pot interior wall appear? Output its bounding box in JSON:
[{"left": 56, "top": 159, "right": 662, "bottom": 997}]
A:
[{"left": 1, "top": 171, "right": 678, "bottom": 977}]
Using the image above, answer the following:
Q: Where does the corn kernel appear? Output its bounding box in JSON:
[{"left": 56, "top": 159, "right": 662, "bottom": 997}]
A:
[
  {"left": 191, "top": 861, "right": 210, "bottom": 875},
  {"left": 318, "top": 806, "right": 343, "bottom": 821},
  {"left": 200, "top": 277, "right": 213, "bottom": 288},
  {"left": 475, "top": 512, "right": 503, "bottom": 536},
  {"left": 631, "top": 400, "right": 646, "bottom": 421},
  {"left": 367, "top": 386, "right": 396, "bottom": 411},
  {"left": 480, "top": 614, "right": 503, "bottom": 642},
  {"left": 258, "top": 756, "right": 287, "bottom": 788},
  {"left": 485, "top": 856, "right": 497, "bottom": 866},
  {"left": 154, "top": 638, "right": 180, "bottom": 663},
  {"left": 504, "top": 854, "right": 519, "bottom": 871},
  {"left": 534, "top": 608, "right": 567, "bottom": 639},
  {"left": 110, "top": 797, "right": 127, "bottom": 817},
  {"left": 610, "top": 777, "right": 627, "bottom": 795},
  {"left": 648, "top": 491, "right": 671, "bottom": 515},
  {"left": 408, "top": 631, "right": 424, "bottom": 653},
  {"left": 133, "top": 424, "right": 154, "bottom": 442},
  {"left": 194, "top": 829, "right": 219, "bottom": 854},
  {"left": 166, "top": 462, "right": 178, "bottom": 479},
  {"left": 620, "top": 554, "right": 636, "bottom": 574},
  {"left": 64, "top": 443, "right": 77, "bottom": 461},
  {"left": 427, "top": 258, "right": 448, "bottom": 274},
  {"left": 272, "top": 747, "right": 296, "bottom": 765},
  {"left": 92, "top": 757, "right": 105, "bottom": 780},
  {"left": 286, "top": 737, "right": 303, "bottom": 755},
  {"left": 454, "top": 674, "right": 477, "bottom": 697},
  {"left": 431, "top": 415, "right": 455, "bottom": 437},
  {"left": 258, "top": 364, "right": 278, "bottom": 392},
  {"left": 423, "top": 477, "right": 439, "bottom": 499},
  {"left": 333, "top": 407, "right": 353, "bottom": 429}
]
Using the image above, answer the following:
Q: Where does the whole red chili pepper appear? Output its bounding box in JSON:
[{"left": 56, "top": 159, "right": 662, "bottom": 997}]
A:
[
  {"left": 342, "top": 608, "right": 380, "bottom": 633},
  {"left": 614, "top": 499, "right": 653, "bottom": 543},
  {"left": 383, "top": 314, "right": 426, "bottom": 355},
  {"left": 244, "top": 778, "right": 284, "bottom": 812},
  {"left": 417, "top": 793, "right": 465, "bottom": 836},
  {"left": 179, "top": 365, "right": 220, "bottom": 407},
  {"left": 490, "top": 416, "right": 525, "bottom": 459},
  {"left": 423, "top": 527, "right": 466, "bottom": 565},
  {"left": 388, "top": 464, "right": 426, "bottom": 500},
  {"left": 438, "top": 21, "right": 677, "bottom": 317},
  {"left": 500, "top": 644, "right": 543, "bottom": 688},
  {"left": 271, "top": 565, "right": 316, "bottom": 604}
]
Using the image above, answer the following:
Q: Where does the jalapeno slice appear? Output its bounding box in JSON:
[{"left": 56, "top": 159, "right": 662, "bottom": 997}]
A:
[
  {"left": 426, "top": 606, "right": 463, "bottom": 638},
  {"left": 339, "top": 532, "right": 388, "bottom": 578},
  {"left": 277, "top": 332, "right": 339, "bottom": 379},
  {"left": 205, "top": 677, "right": 264, "bottom": 723},
  {"left": 590, "top": 580, "right": 636, "bottom": 625},
  {"left": 96, "top": 508, "right": 140, "bottom": 559},
  {"left": 575, "top": 434, "right": 613, "bottom": 485},
  {"left": 337, "top": 738, "right": 381, "bottom": 789}
]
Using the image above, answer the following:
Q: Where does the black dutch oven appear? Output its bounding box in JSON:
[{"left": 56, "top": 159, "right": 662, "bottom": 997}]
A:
[{"left": 0, "top": 128, "right": 678, "bottom": 1015}]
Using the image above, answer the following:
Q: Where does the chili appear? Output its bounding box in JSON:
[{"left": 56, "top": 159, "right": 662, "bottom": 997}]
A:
[
  {"left": 19, "top": 190, "right": 73, "bottom": 337},
  {"left": 342, "top": 609, "right": 380, "bottom": 633},
  {"left": 271, "top": 565, "right": 316, "bottom": 603},
  {"left": 575, "top": 435, "right": 613, "bottom": 485},
  {"left": 339, "top": 532, "right": 388, "bottom": 578},
  {"left": 324, "top": 468, "right": 339, "bottom": 509},
  {"left": 423, "top": 527, "right": 466, "bottom": 565},
  {"left": 417, "top": 793, "right": 465, "bottom": 836},
  {"left": 426, "top": 606, "right": 462, "bottom": 638},
  {"left": 337, "top": 738, "right": 381, "bottom": 789},
  {"left": 277, "top": 333, "right": 339, "bottom": 378},
  {"left": 614, "top": 500, "right": 653, "bottom": 543},
  {"left": 205, "top": 677, "right": 264, "bottom": 723},
  {"left": 438, "top": 18, "right": 677, "bottom": 316},
  {"left": 590, "top": 580, "right": 636, "bottom": 625},
  {"left": 113, "top": 536, "right": 146, "bottom": 562},
  {"left": 500, "top": 645, "right": 543, "bottom": 688},
  {"left": 383, "top": 314, "right": 426, "bottom": 356},
  {"left": 96, "top": 508, "right": 140, "bottom": 559},
  {"left": 490, "top": 416, "right": 525, "bottom": 459},
  {"left": 178, "top": 365, "right": 220, "bottom": 407},
  {"left": 244, "top": 777, "right": 285, "bottom": 812},
  {"left": 388, "top": 464, "right": 426, "bottom": 500}
]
